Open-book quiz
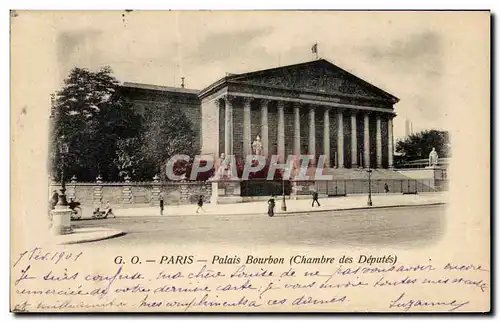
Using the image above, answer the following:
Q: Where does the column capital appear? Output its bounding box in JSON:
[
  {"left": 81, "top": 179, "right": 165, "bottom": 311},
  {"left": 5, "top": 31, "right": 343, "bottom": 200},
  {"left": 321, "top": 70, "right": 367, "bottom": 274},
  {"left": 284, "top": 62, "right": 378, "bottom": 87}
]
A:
[
  {"left": 214, "top": 97, "right": 224, "bottom": 107},
  {"left": 347, "top": 108, "right": 361, "bottom": 116},
  {"left": 242, "top": 96, "right": 255, "bottom": 105},
  {"left": 276, "top": 100, "right": 286, "bottom": 108},
  {"left": 223, "top": 94, "right": 239, "bottom": 104},
  {"left": 293, "top": 101, "right": 307, "bottom": 108},
  {"left": 386, "top": 113, "right": 397, "bottom": 120},
  {"left": 259, "top": 98, "right": 271, "bottom": 106}
]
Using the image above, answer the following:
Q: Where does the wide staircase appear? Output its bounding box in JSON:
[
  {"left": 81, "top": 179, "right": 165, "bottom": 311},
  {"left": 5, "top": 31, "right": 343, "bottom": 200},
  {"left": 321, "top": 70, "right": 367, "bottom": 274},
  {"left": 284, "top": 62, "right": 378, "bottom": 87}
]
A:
[
  {"left": 322, "top": 167, "right": 411, "bottom": 180},
  {"left": 293, "top": 167, "right": 434, "bottom": 196}
]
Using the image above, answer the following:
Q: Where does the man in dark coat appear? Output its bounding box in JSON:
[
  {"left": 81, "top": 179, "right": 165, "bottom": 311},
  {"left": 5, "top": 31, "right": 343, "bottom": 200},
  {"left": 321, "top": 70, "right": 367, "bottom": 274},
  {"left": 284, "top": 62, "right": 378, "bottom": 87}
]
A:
[
  {"left": 196, "top": 195, "right": 205, "bottom": 213},
  {"left": 160, "top": 196, "right": 164, "bottom": 216},
  {"left": 312, "top": 190, "right": 320, "bottom": 207},
  {"left": 267, "top": 194, "right": 276, "bottom": 217}
]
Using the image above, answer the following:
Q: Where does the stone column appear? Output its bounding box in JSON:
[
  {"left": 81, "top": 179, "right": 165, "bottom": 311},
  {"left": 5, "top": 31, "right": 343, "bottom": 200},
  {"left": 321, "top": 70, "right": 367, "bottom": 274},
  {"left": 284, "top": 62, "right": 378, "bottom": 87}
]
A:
[
  {"left": 260, "top": 100, "right": 269, "bottom": 156},
  {"left": 308, "top": 107, "right": 316, "bottom": 161},
  {"left": 363, "top": 113, "right": 370, "bottom": 168},
  {"left": 323, "top": 108, "right": 330, "bottom": 167},
  {"left": 351, "top": 113, "right": 357, "bottom": 167},
  {"left": 337, "top": 109, "right": 344, "bottom": 168},
  {"left": 243, "top": 97, "right": 252, "bottom": 156},
  {"left": 277, "top": 100, "right": 286, "bottom": 162},
  {"left": 388, "top": 117, "right": 394, "bottom": 169},
  {"left": 376, "top": 114, "right": 382, "bottom": 168},
  {"left": 293, "top": 104, "right": 301, "bottom": 156},
  {"left": 224, "top": 96, "right": 233, "bottom": 155}
]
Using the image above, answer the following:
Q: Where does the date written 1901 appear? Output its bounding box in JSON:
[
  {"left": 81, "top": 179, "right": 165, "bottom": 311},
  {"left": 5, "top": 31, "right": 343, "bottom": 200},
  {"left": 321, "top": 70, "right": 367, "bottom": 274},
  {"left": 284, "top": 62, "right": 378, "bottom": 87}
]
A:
[
  {"left": 114, "top": 255, "right": 194, "bottom": 265},
  {"left": 13, "top": 247, "right": 83, "bottom": 267}
]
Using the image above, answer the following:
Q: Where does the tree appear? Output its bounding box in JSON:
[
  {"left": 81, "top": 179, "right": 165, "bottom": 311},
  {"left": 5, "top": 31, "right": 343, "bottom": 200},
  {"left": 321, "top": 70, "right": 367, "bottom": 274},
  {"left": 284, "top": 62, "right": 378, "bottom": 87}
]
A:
[
  {"left": 50, "top": 66, "right": 142, "bottom": 181},
  {"left": 113, "top": 137, "right": 145, "bottom": 179},
  {"left": 141, "top": 103, "right": 197, "bottom": 179},
  {"left": 396, "top": 129, "right": 450, "bottom": 162}
]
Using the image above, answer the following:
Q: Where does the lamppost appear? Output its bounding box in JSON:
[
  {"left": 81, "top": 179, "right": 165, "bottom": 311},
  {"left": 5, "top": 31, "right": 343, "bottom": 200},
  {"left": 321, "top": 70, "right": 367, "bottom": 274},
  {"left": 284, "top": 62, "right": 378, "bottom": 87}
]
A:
[
  {"left": 367, "top": 168, "right": 373, "bottom": 206},
  {"left": 281, "top": 168, "right": 287, "bottom": 211},
  {"left": 51, "top": 134, "right": 73, "bottom": 235},
  {"left": 57, "top": 135, "right": 70, "bottom": 207}
]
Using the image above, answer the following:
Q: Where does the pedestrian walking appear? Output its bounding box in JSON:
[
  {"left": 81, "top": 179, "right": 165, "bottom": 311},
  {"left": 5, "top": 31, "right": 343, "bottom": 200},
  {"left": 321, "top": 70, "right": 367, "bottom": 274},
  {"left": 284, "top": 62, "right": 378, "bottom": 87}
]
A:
[
  {"left": 384, "top": 183, "right": 389, "bottom": 193},
  {"left": 160, "top": 196, "right": 164, "bottom": 216},
  {"left": 267, "top": 194, "right": 276, "bottom": 217},
  {"left": 312, "top": 190, "right": 321, "bottom": 207},
  {"left": 196, "top": 195, "right": 205, "bottom": 213},
  {"left": 104, "top": 200, "right": 116, "bottom": 218}
]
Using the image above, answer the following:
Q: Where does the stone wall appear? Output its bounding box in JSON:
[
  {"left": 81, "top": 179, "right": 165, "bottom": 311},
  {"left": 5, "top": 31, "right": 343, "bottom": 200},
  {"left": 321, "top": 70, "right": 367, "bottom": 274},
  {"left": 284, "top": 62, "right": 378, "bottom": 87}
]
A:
[
  {"left": 120, "top": 85, "right": 202, "bottom": 154},
  {"left": 49, "top": 180, "right": 213, "bottom": 208}
]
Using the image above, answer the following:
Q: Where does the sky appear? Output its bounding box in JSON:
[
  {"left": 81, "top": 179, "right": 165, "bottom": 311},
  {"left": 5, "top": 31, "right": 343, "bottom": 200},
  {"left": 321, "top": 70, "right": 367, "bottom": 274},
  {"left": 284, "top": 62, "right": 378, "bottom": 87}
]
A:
[{"left": 18, "top": 10, "right": 489, "bottom": 140}]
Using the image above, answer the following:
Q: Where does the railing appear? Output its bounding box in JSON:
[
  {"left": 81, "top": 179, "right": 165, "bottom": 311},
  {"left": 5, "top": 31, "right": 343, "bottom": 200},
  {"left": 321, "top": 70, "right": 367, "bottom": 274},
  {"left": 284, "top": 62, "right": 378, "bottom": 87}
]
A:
[
  {"left": 241, "top": 180, "right": 292, "bottom": 197},
  {"left": 296, "top": 179, "right": 448, "bottom": 196},
  {"left": 395, "top": 158, "right": 450, "bottom": 169},
  {"left": 240, "top": 179, "right": 448, "bottom": 197}
]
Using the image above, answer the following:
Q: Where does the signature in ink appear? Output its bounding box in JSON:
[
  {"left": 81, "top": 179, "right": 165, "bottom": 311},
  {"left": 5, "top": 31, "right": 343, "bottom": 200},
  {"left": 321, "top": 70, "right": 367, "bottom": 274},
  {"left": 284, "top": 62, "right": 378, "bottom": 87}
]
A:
[{"left": 389, "top": 292, "right": 470, "bottom": 312}]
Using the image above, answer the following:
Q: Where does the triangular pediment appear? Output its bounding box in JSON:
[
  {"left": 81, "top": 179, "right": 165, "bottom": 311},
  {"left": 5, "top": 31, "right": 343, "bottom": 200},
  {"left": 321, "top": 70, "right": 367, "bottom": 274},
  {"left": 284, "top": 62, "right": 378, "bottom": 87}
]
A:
[{"left": 228, "top": 59, "right": 398, "bottom": 102}]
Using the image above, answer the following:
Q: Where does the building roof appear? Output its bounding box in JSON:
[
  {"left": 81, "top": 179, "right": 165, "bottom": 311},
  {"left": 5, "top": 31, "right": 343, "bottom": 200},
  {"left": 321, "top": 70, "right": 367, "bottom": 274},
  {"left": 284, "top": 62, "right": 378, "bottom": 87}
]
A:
[
  {"left": 121, "top": 82, "right": 200, "bottom": 95},
  {"left": 199, "top": 58, "right": 399, "bottom": 103}
]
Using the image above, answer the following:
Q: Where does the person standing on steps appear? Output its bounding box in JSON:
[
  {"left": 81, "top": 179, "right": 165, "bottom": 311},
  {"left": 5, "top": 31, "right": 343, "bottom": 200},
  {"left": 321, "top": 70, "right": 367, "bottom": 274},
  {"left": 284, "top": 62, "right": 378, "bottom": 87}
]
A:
[
  {"left": 312, "top": 190, "right": 321, "bottom": 207},
  {"left": 196, "top": 195, "right": 205, "bottom": 213}
]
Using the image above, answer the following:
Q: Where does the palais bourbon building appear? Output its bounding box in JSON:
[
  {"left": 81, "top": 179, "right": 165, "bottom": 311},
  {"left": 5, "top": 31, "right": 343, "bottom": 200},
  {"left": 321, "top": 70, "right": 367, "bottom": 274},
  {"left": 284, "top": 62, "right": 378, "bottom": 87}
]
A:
[{"left": 120, "top": 59, "right": 399, "bottom": 170}]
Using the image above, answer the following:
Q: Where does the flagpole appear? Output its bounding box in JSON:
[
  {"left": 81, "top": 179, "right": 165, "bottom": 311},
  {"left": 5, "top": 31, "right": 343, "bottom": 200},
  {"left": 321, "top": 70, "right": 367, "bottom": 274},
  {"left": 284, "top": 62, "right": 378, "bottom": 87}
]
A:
[{"left": 312, "top": 43, "right": 319, "bottom": 60}]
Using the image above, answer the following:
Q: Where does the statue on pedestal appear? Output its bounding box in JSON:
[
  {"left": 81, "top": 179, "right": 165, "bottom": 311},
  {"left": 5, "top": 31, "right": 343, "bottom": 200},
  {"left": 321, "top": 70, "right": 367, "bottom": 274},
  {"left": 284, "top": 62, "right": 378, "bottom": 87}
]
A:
[
  {"left": 252, "top": 135, "right": 263, "bottom": 155},
  {"left": 428, "top": 147, "right": 439, "bottom": 167},
  {"left": 214, "top": 153, "right": 233, "bottom": 180}
]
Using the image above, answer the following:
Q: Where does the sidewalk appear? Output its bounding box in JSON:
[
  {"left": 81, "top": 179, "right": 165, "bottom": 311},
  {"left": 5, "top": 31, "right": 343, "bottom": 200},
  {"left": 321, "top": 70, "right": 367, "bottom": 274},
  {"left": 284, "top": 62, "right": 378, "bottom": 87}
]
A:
[
  {"left": 46, "top": 227, "right": 125, "bottom": 245},
  {"left": 109, "top": 192, "right": 447, "bottom": 218}
]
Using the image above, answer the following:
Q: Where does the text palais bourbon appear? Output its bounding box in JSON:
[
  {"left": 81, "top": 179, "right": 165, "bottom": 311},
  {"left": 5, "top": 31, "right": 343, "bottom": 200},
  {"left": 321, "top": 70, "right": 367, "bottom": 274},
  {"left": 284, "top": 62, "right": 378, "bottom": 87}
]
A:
[{"left": 212, "top": 255, "right": 336, "bottom": 265}]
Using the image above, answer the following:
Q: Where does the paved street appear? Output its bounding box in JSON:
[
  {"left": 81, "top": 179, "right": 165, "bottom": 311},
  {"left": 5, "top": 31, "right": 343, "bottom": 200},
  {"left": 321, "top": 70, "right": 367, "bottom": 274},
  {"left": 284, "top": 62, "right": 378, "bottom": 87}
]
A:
[{"left": 73, "top": 204, "right": 445, "bottom": 248}]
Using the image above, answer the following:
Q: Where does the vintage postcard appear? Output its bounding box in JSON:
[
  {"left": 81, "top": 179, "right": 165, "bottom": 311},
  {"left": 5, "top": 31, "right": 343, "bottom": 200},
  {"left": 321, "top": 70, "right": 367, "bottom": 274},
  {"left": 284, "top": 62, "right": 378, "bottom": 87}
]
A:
[{"left": 10, "top": 10, "right": 490, "bottom": 312}]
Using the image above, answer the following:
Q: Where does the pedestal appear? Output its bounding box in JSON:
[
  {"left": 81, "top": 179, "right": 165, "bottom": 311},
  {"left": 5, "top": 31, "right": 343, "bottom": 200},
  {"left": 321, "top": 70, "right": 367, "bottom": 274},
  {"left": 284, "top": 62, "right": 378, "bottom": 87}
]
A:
[
  {"left": 291, "top": 181, "right": 300, "bottom": 200},
  {"left": 213, "top": 179, "right": 243, "bottom": 204},
  {"left": 211, "top": 181, "right": 219, "bottom": 205},
  {"left": 51, "top": 207, "right": 73, "bottom": 235},
  {"left": 151, "top": 184, "right": 161, "bottom": 206}
]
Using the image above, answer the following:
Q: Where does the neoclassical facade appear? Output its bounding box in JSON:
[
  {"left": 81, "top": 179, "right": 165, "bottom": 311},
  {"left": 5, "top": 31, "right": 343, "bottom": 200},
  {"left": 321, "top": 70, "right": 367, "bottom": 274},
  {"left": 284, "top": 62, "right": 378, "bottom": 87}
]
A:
[{"left": 199, "top": 59, "right": 398, "bottom": 169}]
